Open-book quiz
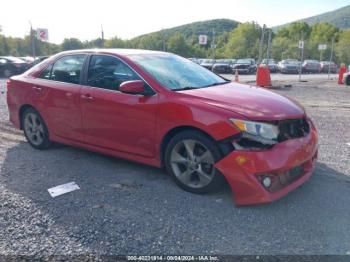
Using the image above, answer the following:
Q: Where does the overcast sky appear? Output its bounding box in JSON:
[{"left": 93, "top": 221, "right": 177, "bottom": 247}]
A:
[{"left": 0, "top": 0, "right": 349, "bottom": 43}]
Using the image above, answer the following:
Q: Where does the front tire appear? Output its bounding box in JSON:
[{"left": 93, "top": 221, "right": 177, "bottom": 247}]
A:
[
  {"left": 22, "top": 108, "right": 52, "bottom": 149},
  {"left": 165, "top": 130, "right": 225, "bottom": 194}
]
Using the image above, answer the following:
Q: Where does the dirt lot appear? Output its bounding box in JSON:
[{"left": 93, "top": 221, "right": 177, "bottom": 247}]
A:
[{"left": 0, "top": 76, "right": 350, "bottom": 256}]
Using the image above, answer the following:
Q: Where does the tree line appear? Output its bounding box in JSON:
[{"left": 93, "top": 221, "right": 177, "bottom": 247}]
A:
[{"left": 0, "top": 21, "right": 349, "bottom": 64}]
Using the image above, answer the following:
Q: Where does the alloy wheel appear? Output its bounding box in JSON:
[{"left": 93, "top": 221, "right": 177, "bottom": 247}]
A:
[
  {"left": 23, "top": 112, "right": 45, "bottom": 146},
  {"left": 170, "top": 139, "right": 215, "bottom": 189}
]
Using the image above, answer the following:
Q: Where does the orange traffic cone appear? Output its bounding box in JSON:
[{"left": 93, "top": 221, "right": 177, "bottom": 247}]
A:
[
  {"left": 338, "top": 64, "right": 347, "bottom": 84},
  {"left": 234, "top": 69, "right": 239, "bottom": 82},
  {"left": 256, "top": 65, "right": 272, "bottom": 87}
]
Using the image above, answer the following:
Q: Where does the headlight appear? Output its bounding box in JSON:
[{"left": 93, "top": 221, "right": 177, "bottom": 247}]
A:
[{"left": 229, "top": 119, "right": 279, "bottom": 142}]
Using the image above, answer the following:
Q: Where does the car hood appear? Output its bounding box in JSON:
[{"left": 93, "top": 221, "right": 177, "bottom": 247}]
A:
[
  {"left": 232, "top": 64, "right": 251, "bottom": 68},
  {"left": 178, "top": 82, "right": 305, "bottom": 121},
  {"left": 214, "top": 63, "right": 230, "bottom": 66}
]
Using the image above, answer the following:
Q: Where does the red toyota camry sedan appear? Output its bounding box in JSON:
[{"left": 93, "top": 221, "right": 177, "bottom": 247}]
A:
[{"left": 6, "top": 49, "right": 318, "bottom": 205}]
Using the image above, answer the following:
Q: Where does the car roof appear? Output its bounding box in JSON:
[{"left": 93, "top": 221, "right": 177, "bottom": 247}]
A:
[{"left": 57, "top": 48, "right": 167, "bottom": 57}]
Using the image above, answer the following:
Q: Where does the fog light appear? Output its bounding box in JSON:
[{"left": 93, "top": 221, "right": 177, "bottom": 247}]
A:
[{"left": 262, "top": 177, "right": 271, "bottom": 188}]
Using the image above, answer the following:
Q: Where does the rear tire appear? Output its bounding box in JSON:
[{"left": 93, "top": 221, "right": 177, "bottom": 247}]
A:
[
  {"left": 22, "top": 108, "right": 52, "bottom": 150},
  {"left": 165, "top": 130, "right": 225, "bottom": 194}
]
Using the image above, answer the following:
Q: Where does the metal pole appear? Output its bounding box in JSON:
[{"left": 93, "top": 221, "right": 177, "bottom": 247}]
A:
[
  {"left": 328, "top": 37, "right": 335, "bottom": 79},
  {"left": 266, "top": 29, "right": 272, "bottom": 65},
  {"left": 101, "top": 24, "right": 104, "bottom": 47},
  {"left": 29, "top": 21, "right": 36, "bottom": 60},
  {"left": 162, "top": 29, "right": 166, "bottom": 51},
  {"left": 298, "top": 34, "right": 304, "bottom": 82},
  {"left": 212, "top": 28, "right": 215, "bottom": 59},
  {"left": 258, "top": 25, "right": 266, "bottom": 64}
]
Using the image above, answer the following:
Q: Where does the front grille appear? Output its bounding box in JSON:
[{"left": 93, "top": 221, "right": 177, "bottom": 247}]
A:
[{"left": 278, "top": 118, "right": 310, "bottom": 142}]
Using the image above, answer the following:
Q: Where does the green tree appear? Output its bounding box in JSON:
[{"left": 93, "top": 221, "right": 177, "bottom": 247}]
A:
[
  {"left": 335, "top": 29, "right": 350, "bottom": 65},
  {"left": 308, "top": 23, "right": 338, "bottom": 60},
  {"left": 224, "top": 22, "right": 261, "bottom": 58},
  {"left": 167, "top": 32, "right": 192, "bottom": 57},
  {"left": 61, "top": 38, "right": 84, "bottom": 51}
]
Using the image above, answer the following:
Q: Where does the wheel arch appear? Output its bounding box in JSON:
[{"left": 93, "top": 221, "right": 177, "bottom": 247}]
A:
[
  {"left": 18, "top": 104, "right": 36, "bottom": 130},
  {"left": 160, "top": 125, "right": 222, "bottom": 167}
]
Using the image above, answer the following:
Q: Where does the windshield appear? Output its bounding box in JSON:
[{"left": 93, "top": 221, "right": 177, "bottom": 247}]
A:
[
  {"left": 129, "top": 54, "right": 228, "bottom": 91},
  {"left": 202, "top": 59, "right": 214, "bottom": 63},
  {"left": 237, "top": 59, "right": 252, "bottom": 64},
  {"left": 216, "top": 59, "right": 231, "bottom": 64},
  {"left": 284, "top": 60, "right": 299, "bottom": 64}
]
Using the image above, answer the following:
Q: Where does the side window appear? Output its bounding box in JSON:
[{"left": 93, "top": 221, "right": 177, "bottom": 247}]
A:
[
  {"left": 51, "top": 55, "right": 86, "bottom": 84},
  {"left": 38, "top": 64, "right": 53, "bottom": 79},
  {"left": 87, "top": 55, "right": 140, "bottom": 90}
]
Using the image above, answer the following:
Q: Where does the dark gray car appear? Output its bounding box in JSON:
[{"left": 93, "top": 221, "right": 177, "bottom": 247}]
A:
[
  {"left": 278, "top": 59, "right": 300, "bottom": 74},
  {"left": 200, "top": 59, "right": 216, "bottom": 71}
]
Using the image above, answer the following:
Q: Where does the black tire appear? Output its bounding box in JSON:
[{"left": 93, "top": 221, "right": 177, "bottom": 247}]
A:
[
  {"left": 346, "top": 75, "right": 350, "bottom": 86},
  {"left": 22, "top": 107, "right": 52, "bottom": 150},
  {"left": 164, "top": 130, "right": 225, "bottom": 194}
]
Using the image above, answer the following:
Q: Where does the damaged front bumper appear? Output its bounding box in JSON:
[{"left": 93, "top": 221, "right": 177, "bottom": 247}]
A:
[{"left": 215, "top": 125, "right": 318, "bottom": 206}]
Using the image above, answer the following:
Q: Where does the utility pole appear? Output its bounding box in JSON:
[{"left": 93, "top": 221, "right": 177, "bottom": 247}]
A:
[
  {"left": 28, "top": 21, "right": 36, "bottom": 60},
  {"left": 328, "top": 36, "right": 335, "bottom": 79},
  {"left": 258, "top": 24, "right": 266, "bottom": 64},
  {"left": 266, "top": 29, "right": 272, "bottom": 65},
  {"left": 162, "top": 29, "right": 166, "bottom": 51},
  {"left": 298, "top": 33, "right": 304, "bottom": 82},
  {"left": 211, "top": 28, "right": 216, "bottom": 59},
  {"left": 101, "top": 24, "right": 105, "bottom": 47}
]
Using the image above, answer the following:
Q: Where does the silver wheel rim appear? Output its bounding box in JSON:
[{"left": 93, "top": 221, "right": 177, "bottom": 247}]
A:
[
  {"left": 170, "top": 139, "right": 215, "bottom": 188},
  {"left": 24, "top": 113, "right": 45, "bottom": 146}
]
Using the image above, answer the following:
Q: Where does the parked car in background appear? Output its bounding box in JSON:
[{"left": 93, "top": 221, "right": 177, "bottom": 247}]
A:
[
  {"left": 212, "top": 59, "right": 234, "bottom": 74},
  {"left": 231, "top": 58, "right": 256, "bottom": 74},
  {"left": 302, "top": 60, "right": 321, "bottom": 73},
  {"left": 200, "top": 59, "right": 216, "bottom": 71},
  {"left": 261, "top": 59, "right": 279, "bottom": 73},
  {"left": 188, "top": 58, "right": 199, "bottom": 64},
  {"left": 278, "top": 59, "right": 300, "bottom": 74},
  {"left": 19, "top": 56, "right": 35, "bottom": 66},
  {"left": 320, "top": 61, "right": 337, "bottom": 74},
  {"left": 0, "top": 56, "right": 29, "bottom": 77},
  {"left": 6, "top": 49, "right": 318, "bottom": 206}
]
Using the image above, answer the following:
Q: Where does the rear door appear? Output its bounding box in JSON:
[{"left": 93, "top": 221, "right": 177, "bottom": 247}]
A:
[
  {"left": 33, "top": 54, "right": 86, "bottom": 140},
  {"left": 80, "top": 54, "right": 158, "bottom": 157}
]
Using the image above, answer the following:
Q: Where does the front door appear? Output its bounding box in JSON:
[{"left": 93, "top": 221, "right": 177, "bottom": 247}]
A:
[{"left": 80, "top": 55, "right": 158, "bottom": 157}]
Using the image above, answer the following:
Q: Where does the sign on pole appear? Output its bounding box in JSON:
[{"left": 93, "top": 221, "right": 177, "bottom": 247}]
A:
[
  {"left": 318, "top": 44, "right": 327, "bottom": 50},
  {"left": 198, "top": 35, "right": 207, "bottom": 45},
  {"left": 298, "top": 40, "right": 304, "bottom": 49},
  {"left": 36, "top": 28, "right": 49, "bottom": 41}
]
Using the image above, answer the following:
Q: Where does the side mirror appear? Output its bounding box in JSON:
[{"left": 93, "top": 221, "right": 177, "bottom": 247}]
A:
[{"left": 119, "top": 80, "right": 145, "bottom": 95}]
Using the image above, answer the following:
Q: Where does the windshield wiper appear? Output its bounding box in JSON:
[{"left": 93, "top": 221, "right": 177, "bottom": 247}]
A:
[
  {"left": 201, "top": 80, "right": 230, "bottom": 88},
  {"left": 171, "top": 86, "right": 199, "bottom": 91}
]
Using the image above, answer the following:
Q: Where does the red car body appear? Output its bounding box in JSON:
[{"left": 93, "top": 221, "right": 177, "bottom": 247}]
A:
[{"left": 6, "top": 49, "right": 318, "bottom": 206}]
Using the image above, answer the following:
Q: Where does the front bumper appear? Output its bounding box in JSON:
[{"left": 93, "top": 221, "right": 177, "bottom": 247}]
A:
[{"left": 215, "top": 125, "right": 318, "bottom": 206}]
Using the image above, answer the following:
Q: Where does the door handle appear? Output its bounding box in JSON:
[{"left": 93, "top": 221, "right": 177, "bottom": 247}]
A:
[
  {"left": 32, "top": 86, "right": 42, "bottom": 94},
  {"left": 81, "top": 94, "right": 94, "bottom": 101}
]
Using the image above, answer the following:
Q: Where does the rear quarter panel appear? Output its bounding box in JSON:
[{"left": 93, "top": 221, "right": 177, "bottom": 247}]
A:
[{"left": 7, "top": 76, "right": 35, "bottom": 129}]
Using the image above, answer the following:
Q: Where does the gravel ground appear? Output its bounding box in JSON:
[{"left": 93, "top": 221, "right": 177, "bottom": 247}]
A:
[{"left": 0, "top": 76, "right": 350, "bottom": 257}]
